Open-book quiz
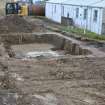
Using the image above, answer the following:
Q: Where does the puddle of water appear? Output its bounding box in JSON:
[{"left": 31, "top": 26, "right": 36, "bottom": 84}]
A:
[
  {"left": 12, "top": 43, "right": 65, "bottom": 59},
  {"left": 15, "top": 50, "right": 64, "bottom": 60},
  {"left": 26, "top": 50, "right": 61, "bottom": 58}
]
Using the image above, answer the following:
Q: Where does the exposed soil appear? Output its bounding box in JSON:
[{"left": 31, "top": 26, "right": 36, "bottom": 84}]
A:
[
  {"left": 0, "top": 15, "right": 46, "bottom": 34},
  {"left": 0, "top": 57, "right": 105, "bottom": 105},
  {"left": 11, "top": 43, "right": 54, "bottom": 53},
  {"left": 0, "top": 16, "right": 105, "bottom": 105}
]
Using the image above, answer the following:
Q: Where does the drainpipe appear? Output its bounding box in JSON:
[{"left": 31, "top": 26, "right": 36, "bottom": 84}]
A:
[
  {"left": 84, "top": 6, "right": 88, "bottom": 34},
  {"left": 86, "top": 7, "right": 88, "bottom": 33},
  {"left": 80, "top": 8, "right": 82, "bottom": 29},
  {"left": 98, "top": 8, "right": 102, "bottom": 34},
  {"left": 90, "top": 7, "right": 92, "bottom": 32}
]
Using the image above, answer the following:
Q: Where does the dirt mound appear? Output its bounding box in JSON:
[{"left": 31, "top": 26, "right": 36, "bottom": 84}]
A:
[{"left": 0, "top": 15, "right": 45, "bottom": 33}]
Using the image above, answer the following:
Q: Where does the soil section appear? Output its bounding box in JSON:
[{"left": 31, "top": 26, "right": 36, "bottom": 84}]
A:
[
  {"left": 0, "top": 16, "right": 105, "bottom": 105},
  {"left": 0, "top": 15, "right": 46, "bottom": 33}
]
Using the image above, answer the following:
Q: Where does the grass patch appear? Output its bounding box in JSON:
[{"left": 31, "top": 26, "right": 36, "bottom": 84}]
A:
[
  {"left": 62, "top": 26, "right": 105, "bottom": 41},
  {"left": 34, "top": 16, "right": 46, "bottom": 19}
]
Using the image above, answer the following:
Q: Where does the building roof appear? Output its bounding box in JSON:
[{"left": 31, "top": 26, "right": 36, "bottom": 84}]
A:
[
  {"left": 63, "top": 0, "right": 89, "bottom": 6},
  {"left": 91, "top": 0, "right": 105, "bottom": 8},
  {"left": 47, "top": 0, "right": 105, "bottom": 8},
  {"left": 62, "top": 0, "right": 105, "bottom": 8},
  {"left": 46, "top": 0, "right": 66, "bottom": 3}
]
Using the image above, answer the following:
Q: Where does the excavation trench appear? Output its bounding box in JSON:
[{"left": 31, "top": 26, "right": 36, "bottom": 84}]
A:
[{"left": 1, "top": 33, "right": 92, "bottom": 59}]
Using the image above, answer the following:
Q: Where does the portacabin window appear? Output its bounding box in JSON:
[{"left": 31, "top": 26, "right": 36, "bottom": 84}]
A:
[
  {"left": 67, "top": 13, "right": 69, "bottom": 18},
  {"left": 84, "top": 9, "right": 88, "bottom": 20},
  {"left": 62, "top": 6, "right": 64, "bottom": 16},
  {"left": 54, "top": 5, "right": 56, "bottom": 13},
  {"left": 76, "top": 8, "right": 79, "bottom": 18},
  {"left": 93, "top": 10, "right": 98, "bottom": 22}
]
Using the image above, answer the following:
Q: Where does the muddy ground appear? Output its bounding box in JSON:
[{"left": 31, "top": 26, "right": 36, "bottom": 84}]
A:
[{"left": 0, "top": 15, "right": 105, "bottom": 105}]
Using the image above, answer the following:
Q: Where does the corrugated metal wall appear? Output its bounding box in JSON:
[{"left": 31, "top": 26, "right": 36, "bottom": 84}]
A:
[{"left": 28, "top": 4, "right": 45, "bottom": 16}]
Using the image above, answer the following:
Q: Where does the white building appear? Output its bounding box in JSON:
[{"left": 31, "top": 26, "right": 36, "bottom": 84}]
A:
[
  {"left": 33, "top": 0, "right": 43, "bottom": 4},
  {"left": 46, "top": 0, "right": 105, "bottom": 35},
  {"left": 46, "top": 0, "right": 66, "bottom": 23}
]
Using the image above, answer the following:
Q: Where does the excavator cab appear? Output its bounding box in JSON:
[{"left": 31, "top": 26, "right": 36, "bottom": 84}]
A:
[
  {"left": 5, "top": 2, "right": 28, "bottom": 16},
  {"left": 5, "top": 3, "right": 19, "bottom": 15}
]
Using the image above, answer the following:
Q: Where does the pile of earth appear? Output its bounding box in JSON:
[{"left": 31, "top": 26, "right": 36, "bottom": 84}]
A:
[{"left": 0, "top": 15, "right": 45, "bottom": 33}]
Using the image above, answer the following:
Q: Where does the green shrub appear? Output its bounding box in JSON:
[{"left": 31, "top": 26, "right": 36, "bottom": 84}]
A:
[{"left": 62, "top": 26, "right": 105, "bottom": 41}]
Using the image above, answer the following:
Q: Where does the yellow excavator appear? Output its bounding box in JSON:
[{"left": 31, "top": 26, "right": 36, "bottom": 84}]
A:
[{"left": 5, "top": 2, "right": 28, "bottom": 16}]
